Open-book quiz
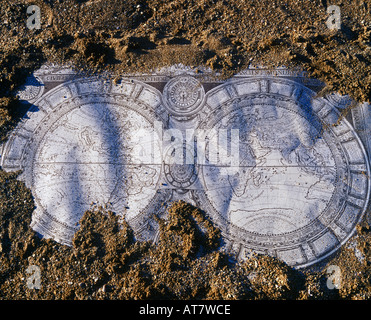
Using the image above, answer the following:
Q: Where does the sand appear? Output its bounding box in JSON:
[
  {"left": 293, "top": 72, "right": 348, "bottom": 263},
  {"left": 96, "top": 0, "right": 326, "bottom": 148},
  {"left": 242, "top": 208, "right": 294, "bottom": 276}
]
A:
[{"left": 0, "top": 0, "right": 370, "bottom": 300}]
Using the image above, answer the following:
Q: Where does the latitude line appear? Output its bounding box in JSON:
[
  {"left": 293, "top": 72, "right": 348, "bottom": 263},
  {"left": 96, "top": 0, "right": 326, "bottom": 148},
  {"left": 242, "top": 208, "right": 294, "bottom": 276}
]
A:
[{"left": 34, "top": 161, "right": 338, "bottom": 168}]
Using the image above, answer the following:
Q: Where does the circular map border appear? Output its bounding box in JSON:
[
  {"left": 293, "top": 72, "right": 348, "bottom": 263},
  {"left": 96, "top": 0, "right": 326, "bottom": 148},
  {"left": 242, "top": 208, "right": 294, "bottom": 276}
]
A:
[{"left": 195, "top": 77, "right": 370, "bottom": 267}]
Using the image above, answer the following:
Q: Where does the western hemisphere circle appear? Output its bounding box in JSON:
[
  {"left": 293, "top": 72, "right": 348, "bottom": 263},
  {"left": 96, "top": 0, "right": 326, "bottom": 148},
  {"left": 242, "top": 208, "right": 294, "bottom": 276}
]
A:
[{"left": 2, "top": 78, "right": 168, "bottom": 245}]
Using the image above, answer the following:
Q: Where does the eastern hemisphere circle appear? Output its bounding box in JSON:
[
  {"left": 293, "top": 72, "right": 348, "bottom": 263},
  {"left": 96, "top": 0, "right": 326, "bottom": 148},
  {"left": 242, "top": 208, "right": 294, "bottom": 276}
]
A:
[{"left": 197, "top": 78, "right": 370, "bottom": 267}]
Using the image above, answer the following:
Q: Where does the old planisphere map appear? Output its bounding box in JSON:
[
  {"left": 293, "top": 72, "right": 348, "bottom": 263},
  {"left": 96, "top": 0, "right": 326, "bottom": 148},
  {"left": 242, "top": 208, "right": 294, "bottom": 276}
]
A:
[{"left": 1, "top": 65, "right": 370, "bottom": 268}]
